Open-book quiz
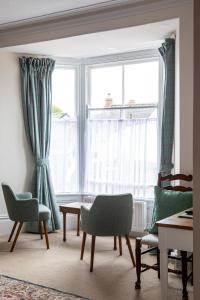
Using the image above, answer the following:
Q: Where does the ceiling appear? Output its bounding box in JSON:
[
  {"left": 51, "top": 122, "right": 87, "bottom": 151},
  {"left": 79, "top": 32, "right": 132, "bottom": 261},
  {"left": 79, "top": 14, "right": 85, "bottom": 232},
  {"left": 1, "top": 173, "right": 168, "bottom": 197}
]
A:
[
  {"left": 0, "top": 0, "right": 141, "bottom": 25},
  {"left": 3, "top": 19, "right": 178, "bottom": 58}
]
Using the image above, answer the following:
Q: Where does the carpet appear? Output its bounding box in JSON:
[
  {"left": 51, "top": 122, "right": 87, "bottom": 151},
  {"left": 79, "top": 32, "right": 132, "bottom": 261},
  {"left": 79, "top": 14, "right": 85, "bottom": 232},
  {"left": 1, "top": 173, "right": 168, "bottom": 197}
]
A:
[{"left": 0, "top": 275, "right": 90, "bottom": 300}]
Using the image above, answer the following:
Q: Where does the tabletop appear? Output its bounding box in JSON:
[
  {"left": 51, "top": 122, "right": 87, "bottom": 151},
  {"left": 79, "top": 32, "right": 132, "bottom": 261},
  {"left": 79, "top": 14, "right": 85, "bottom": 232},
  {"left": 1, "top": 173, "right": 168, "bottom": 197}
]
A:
[
  {"left": 59, "top": 202, "right": 92, "bottom": 209},
  {"left": 156, "top": 210, "right": 193, "bottom": 230}
]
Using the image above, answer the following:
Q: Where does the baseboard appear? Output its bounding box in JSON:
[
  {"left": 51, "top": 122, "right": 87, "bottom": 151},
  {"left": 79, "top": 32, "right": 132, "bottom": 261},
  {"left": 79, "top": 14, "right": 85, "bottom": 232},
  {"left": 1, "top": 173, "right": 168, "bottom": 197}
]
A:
[{"left": 0, "top": 215, "right": 13, "bottom": 236}]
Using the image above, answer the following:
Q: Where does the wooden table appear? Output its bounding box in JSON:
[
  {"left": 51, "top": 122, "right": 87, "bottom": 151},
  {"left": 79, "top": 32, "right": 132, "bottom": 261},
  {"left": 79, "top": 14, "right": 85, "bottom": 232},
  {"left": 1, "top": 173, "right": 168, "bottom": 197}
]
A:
[
  {"left": 156, "top": 211, "right": 193, "bottom": 300},
  {"left": 59, "top": 202, "right": 92, "bottom": 242}
]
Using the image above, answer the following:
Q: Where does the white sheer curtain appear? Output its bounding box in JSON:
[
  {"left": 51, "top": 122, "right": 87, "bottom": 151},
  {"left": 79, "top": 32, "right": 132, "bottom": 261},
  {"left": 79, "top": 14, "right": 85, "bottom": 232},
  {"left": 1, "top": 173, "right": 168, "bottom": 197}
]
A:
[
  {"left": 84, "top": 118, "right": 157, "bottom": 199},
  {"left": 50, "top": 118, "right": 79, "bottom": 193}
]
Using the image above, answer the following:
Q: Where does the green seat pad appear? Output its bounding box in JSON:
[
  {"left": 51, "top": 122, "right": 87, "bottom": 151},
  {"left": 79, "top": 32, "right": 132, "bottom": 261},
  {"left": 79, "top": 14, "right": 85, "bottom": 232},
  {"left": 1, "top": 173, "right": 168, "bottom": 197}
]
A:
[
  {"left": 149, "top": 186, "right": 193, "bottom": 234},
  {"left": 39, "top": 204, "right": 51, "bottom": 221}
]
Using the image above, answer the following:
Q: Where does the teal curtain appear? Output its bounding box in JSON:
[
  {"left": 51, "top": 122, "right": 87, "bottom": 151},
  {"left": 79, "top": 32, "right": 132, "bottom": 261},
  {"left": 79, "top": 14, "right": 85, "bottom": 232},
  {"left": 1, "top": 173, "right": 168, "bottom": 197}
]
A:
[
  {"left": 159, "top": 38, "right": 175, "bottom": 175},
  {"left": 19, "top": 57, "right": 60, "bottom": 232}
]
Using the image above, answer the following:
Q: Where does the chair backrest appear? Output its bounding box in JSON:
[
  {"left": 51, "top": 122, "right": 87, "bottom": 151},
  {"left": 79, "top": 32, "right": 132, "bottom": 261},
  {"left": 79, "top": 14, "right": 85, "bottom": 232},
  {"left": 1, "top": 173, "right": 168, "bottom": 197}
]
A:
[
  {"left": 89, "top": 193, "right": 133, "bottom": 236},
  {"left": 1, "top": 183, "right": 18, "bottom": 221},
  {"left": 157, "top": 173, "right": 193, "bottom": 192}
]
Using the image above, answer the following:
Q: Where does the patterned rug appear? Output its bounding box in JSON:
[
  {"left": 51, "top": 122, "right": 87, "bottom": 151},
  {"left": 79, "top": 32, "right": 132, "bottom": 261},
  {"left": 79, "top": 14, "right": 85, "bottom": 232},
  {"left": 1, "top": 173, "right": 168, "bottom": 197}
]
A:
[{"left": 0, "top": 275, "right": 90, "bottom": 300}]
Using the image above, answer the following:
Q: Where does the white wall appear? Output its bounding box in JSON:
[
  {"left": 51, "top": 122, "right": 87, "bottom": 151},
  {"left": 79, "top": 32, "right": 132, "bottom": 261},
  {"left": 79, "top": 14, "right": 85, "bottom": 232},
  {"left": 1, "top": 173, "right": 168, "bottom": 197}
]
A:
[{"left": 0, "top": 52, "right": 33, "bottom": 233}]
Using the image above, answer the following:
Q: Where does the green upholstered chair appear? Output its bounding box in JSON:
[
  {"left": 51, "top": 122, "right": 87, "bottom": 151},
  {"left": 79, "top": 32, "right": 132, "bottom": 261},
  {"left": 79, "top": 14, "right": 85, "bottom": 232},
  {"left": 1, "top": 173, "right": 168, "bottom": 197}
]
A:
[
  {"left": 1, "top": 183, "right": 51, "bottom": 252},
  {"left": 80, "top": 194, "right": 135, "bottom": 272}
]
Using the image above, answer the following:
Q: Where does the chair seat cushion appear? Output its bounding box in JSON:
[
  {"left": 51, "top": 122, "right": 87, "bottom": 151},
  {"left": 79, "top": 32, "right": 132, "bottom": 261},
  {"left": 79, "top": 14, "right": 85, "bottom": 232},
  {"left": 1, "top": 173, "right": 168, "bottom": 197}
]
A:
[
  {"left": 39, "top": 204, "right": 51, "bottom": 221},
  {"left": 141, "top": 234, "right": 158, "bottom": 247},
  {"left": 149, "top": 186, "right": 193, "bottom": 234}
]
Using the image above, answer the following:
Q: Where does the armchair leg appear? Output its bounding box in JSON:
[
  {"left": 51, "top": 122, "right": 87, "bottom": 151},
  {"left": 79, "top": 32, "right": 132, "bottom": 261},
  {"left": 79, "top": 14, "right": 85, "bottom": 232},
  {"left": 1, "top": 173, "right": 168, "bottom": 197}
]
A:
[
  {"left": 80, "top": 232, "right": 87, "bottom": 260},
  {"left": 43, "top": 220, "right": 49, "bottom": 249},
  {"left": 39, "top": 221, "right": 43, "bottom": 239},
  {"left": 135, "top": 237, "right": 142, "bottom": 289},
  {"left": 90, "top": 235, "right": 96, "bottom": 272},
  {"left": 10, "top": 222, "right": 23, "bottom": 252},
  {"left": 125, "top": 235, "right": 135, "bottom": 268},
  {"left": 114, "top": 236, "right": 117, "bottom": 250},
  {"left": 8, "top": 221, "right": 18, "bottom": 242},
  {"left": 118, "top": 236, "right": 122, "bottom": 256}
]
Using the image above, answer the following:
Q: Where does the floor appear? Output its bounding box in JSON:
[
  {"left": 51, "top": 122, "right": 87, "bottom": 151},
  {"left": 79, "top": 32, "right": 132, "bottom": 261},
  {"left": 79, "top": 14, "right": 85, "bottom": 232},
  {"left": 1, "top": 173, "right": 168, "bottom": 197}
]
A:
[{"left": 0, "top": 230, "right": 193, "bottom": 300}]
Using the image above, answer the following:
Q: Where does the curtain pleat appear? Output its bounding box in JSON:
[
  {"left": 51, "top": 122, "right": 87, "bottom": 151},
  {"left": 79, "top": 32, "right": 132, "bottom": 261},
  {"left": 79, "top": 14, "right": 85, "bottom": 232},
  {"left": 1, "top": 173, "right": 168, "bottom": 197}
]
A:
[{"left": 19, "top": 57, "right": 60, "bottom": 232}]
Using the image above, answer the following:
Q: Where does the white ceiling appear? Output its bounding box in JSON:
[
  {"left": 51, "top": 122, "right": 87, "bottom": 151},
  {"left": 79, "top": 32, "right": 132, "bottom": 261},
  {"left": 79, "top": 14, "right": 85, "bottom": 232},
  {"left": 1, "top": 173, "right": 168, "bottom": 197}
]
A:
[
  {"left": 0, "top": 0, "right": 138, "bottom": 25},
  {"left": 3, "top": 19, "right": 178, "bottom": 58}
]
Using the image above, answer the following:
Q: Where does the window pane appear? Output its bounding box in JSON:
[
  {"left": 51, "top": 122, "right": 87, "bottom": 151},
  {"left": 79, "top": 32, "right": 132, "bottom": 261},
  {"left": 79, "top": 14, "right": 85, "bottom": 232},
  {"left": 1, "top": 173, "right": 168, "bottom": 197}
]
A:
[
  {"left": 50, "top": 118, "right": 79, "bottom": 193},
  {"left": 124, "top": 61, "right": 159, "bottom": 105},
  {"left": 50, "top": 67, "right": 79, "bottom": 194},
  {"left": 85, "top": 60, "right": 159, "bottom": 199},
  {"left": 52, "top": 69, "right": 75, "bottom": 117},
  {"left": 90, "top": 66, "right": 122, "bottom": 107}
]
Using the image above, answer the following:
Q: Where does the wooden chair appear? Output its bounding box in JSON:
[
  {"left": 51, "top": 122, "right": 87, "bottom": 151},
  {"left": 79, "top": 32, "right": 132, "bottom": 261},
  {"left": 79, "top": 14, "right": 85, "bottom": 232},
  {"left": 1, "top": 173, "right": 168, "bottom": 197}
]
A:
[{"left": 135, "top": 173, "right": 193, "bottom": 290}]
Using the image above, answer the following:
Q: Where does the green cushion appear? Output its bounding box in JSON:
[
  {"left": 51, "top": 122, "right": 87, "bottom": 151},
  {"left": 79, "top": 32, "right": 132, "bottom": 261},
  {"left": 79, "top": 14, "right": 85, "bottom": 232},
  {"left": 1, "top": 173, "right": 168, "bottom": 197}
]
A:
[
  {"left": 149, "top": 186, "right": 193, "bottom": 234},
  {"left": 39, "top": 204, "right": 51, "bottom": 221}
]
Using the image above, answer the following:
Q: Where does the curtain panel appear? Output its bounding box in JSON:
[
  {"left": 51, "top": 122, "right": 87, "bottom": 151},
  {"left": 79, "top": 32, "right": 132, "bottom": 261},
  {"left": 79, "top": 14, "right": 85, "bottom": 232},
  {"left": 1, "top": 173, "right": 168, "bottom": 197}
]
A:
[
  {"left": 159, "top": 38, "right": 175, "bottom": 175},
  {"left": 19, "top": 57, "right": 60, "bottom": 232}
]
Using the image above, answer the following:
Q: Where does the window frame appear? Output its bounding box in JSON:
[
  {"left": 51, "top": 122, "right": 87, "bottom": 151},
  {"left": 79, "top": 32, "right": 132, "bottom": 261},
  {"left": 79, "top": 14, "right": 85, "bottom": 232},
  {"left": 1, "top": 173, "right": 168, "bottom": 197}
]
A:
[{"left": 51, "top": 49, "right": 163, "bottom": 198}]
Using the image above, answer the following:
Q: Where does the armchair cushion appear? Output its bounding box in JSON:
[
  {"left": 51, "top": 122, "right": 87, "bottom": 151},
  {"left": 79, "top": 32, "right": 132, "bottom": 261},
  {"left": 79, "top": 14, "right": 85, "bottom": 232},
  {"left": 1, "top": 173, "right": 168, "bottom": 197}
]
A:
[
  {"left": 39, "top": 204, "right": 51, "bottom": 221},
  {"left": 149, "top": 186, "right": 193, "bottom": 234},
  {"left": 16, "top": 192, "right": 32, "bottom": 200}
]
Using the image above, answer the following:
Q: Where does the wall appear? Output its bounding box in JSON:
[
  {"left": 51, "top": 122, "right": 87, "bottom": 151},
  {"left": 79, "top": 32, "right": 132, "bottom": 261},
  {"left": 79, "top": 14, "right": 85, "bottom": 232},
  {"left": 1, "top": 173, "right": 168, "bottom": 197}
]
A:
[{"left": 0, "top": 52, "right": 34, "bottom": 233}]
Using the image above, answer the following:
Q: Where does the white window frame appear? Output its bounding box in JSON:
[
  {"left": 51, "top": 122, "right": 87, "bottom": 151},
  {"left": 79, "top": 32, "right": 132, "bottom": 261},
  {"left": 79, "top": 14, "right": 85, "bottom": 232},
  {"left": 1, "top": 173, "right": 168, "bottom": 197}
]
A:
[{"left": 51, "top": 49, "right": 163, "bottom": 199}]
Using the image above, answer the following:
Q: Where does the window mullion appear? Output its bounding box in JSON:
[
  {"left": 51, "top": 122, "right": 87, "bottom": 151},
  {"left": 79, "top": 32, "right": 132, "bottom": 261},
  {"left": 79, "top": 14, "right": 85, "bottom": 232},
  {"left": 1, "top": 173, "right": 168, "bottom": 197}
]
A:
[{"left": 78, "top": 64, "right": 86, "bottom": 194}]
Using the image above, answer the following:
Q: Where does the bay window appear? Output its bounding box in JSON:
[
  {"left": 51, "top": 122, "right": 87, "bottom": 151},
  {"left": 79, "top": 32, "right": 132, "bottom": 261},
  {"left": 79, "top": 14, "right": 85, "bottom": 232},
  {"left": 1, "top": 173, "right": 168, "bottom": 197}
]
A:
[{"left": 50, "top": 51, "right": 161, "bottom": 200}]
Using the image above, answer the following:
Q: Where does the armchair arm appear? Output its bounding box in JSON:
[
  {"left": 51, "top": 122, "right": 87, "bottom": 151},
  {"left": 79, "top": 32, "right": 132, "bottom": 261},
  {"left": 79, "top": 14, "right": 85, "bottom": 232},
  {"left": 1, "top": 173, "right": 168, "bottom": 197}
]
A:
[
  {"left": 16, "top": 198, "right": 39, "bottom": 222},
  {"left": 80, "top": 206, "right": 90, "bottom": 232},
  {"left": 16, "top": 192, "right": 32, "bottom": 200}
]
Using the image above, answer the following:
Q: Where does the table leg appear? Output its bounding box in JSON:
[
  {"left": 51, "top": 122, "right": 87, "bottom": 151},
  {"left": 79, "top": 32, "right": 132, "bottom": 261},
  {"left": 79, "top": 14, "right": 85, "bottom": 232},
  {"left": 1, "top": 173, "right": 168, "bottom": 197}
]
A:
[
  {"left": 181, "top": 251, "right": 188, "bottom": 300},
  {"left": 63, "top": 212, "right": 66, "bottom": 242},
  {"left": 77, "top": 213, "right": 80, "bottom": 236},
  {"left": 160, "top": 247, "right": 168, "bottom": 300}
]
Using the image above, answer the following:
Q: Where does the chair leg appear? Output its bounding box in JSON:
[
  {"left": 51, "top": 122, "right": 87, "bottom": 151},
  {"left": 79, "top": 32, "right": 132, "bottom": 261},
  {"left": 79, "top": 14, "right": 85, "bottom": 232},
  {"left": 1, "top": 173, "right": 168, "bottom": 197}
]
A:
[
  {"left": 43, "top": 220, "right": 49, "bottom": 249},
  {"left": 114, "top": 236, "right": 117, "bottom": 250},
  {"left": 181, "top": 250, "right": 188, "bottom": 300},
  {"left": 90, "top": 235, "right": 96, "bottom": 272},
  {"left": 8, "top": 221, "right": 18, "bottom": 242},
  {"left": 125, "top": 235, "right": 135, "bottom": 268},
  {"left": 135, "top": 237, "right": 142, "bottom": 289},
  {"left": 118, "top": 236, "right": 122, "bottom": 256},
  {"left": 157, "top": 248, "right": 160, "bottom": 279},
  {"left": 39, "top": 221, "right": 43, "bottom": 239},
  {"left": 80, "top": 232, "right": 87, "bottom": 260},
  {"left": 10, "top": 222, "right": 23, "bottom": 252}
]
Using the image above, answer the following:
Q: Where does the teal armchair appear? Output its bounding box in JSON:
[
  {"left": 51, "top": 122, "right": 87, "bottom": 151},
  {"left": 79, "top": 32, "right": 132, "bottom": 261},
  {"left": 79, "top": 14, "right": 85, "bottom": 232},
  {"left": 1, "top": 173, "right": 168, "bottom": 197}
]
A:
[
  {"left": 1, "top": 183, "right": 51, "bottom": 252},
  {"left": 80, "top": 194, "right": 135, "bottom": 271}
]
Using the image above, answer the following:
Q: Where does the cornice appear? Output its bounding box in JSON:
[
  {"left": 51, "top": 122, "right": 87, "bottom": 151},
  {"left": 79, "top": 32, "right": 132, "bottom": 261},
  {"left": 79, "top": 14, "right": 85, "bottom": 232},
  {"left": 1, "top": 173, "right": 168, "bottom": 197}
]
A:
[{"left": 0, "top": 0, "right": 192, "bottom": 48}]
